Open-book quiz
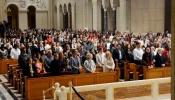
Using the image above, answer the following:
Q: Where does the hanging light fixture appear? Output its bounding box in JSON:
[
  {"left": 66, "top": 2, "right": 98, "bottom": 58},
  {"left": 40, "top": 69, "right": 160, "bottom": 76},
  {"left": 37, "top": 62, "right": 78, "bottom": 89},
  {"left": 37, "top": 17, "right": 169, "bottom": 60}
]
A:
[{"left": 7, "top": 7, "right": 11, "bottom": 12}]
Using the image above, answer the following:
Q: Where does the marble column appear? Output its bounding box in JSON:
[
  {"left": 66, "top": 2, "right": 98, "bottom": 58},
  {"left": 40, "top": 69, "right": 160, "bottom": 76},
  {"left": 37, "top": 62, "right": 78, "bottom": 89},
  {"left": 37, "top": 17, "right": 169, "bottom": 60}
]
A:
[
  {"left": 71, "top": 6, "right": 75, "bottom": 30},
  {"left": 0, "top": 0, "right": 5, "bottom": 22},
  {"left": 63, "top": 13, "right": 66, "bottom": 29},
  {"left": 57, "top": 8, "right": 60, "bottom": 30},
  {"left": 171, "top": 0, "right": 175, "bottom": 99},
  {"left": 68, "top": 12, "right": 71, "bottom": 29},
  {"left": 104, "top": 8, "right": 108, "bottom": 33},
  {"left": 113, "top": 8, "right": 116, "bottom": 33},
  {"left": 92, "top": 0, "right": 101, "bottom": 31}
]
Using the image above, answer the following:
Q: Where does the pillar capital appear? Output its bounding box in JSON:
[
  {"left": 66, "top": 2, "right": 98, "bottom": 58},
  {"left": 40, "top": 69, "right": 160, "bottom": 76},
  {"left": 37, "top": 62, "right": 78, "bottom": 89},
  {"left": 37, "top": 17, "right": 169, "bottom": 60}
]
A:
[
  {"left": 110, "top": 0, "right": 120, "bottom": 8},
  {"left": 102, "top": 0, "right": 109, "bottom": 10},
  {"left": 92, "top": 0, "right": 101, "bottom": 6}
]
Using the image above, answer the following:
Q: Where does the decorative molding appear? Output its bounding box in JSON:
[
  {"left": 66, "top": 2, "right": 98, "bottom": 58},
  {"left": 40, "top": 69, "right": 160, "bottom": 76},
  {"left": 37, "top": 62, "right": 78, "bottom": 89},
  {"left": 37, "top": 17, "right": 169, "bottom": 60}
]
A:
[
  {"left": 19, "top": 0, "right": 26, "bottom": 8},
  {"left": 5, "top": 0, "right": 47, "bottom": 10}
]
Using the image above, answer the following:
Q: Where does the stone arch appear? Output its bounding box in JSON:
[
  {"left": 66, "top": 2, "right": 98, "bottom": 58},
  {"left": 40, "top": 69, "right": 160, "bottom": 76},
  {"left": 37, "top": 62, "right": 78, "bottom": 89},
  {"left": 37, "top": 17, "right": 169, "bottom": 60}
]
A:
[
  {"left": 7, "top": 4, "right": 19, "bottom": 29},
  {"left": 6, "top": 3, "right": 19, "bottom": 11},
  {"left": 27, "top": 6, "right": 36, "bottom": 29},
  {"left": 26, "top": 4, "right": 37, "bottom": 11}
]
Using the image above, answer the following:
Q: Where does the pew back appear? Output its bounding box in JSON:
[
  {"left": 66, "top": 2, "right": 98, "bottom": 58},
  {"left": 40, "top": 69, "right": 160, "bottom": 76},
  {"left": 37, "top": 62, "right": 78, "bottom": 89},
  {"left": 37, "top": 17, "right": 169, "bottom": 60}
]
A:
[
  {"left": 0, "top": 59, "right": 18, "bottom": 74},
  {"left": 144, "top": 66, "right": 171, "bottom": 79},
  {"left": 25, "top": 70, "right": 120, "bottom": 100}
]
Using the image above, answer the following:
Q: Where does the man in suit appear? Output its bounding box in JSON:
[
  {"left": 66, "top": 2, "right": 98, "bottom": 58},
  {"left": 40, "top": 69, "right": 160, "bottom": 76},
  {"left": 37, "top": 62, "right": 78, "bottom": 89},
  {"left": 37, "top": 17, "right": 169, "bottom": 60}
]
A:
[
  {"left": 112, "top": 44, "right": 126, "bottom": 79},
  {"left": 70, "top": 49, "right": 82, "bottom": 74}
]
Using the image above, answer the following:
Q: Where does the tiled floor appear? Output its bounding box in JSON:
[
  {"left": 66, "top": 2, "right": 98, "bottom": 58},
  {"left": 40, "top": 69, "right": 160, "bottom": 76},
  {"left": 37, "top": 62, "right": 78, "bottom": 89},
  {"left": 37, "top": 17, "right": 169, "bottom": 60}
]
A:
[{"left": 0, "top": 74, "right": 23, "bottom": 100}]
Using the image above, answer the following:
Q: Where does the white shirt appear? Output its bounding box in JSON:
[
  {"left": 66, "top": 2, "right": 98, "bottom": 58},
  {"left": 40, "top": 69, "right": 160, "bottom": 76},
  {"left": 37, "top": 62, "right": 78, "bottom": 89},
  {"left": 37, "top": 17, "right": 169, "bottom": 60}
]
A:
[
  {"left": 96, "top": 52, "right": 105, "bottom": 67},
  {"left": 10, "top": 48, "right": 21, "bottom": 59},
  {"left": 119, "top": 50, "right": 122, "bottom": 59},
  {"left": 109, "top": 36, "right": 114, "bottom": 42},
  {"left": 133, "top": 48, "right": 144, "bottom": 60},
  {"left": 106, "top": 43, "right": 111, "bottom": 50},
  {"left": 103, "top": 57, "right": 115, "bottom": 72}
]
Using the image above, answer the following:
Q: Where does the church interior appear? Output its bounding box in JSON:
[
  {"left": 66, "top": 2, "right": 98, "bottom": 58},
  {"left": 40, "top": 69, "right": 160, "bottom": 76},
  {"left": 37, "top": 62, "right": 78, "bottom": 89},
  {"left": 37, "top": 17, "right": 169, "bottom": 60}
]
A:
[{"left": 0, "top": 0, "right": 174, "bottom": 100}]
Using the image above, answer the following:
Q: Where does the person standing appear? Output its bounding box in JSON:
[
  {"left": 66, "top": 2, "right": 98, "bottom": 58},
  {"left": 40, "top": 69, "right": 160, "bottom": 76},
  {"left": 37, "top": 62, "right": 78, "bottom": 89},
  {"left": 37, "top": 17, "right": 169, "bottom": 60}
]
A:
[
  {"left": 96, "top": 48, "right": 105, "bottom": 68},
  {"left": 103, "top": 51, "right": 115, "bottom": 72},
  {"left": 133, "top": 42, "right": 145, "bottom": 65},
  {"left": 18, "top": 47, "right": 29, "bottom": 69},
  {"left": 70, "top": 49, "right": 82, "bottom": 74},
  {"left": 10, "top": 44, "right": 21, "bottom": 59},
  {"left": 84, "top": 53, "right": 96, "bottom": 73},
  {"left": 50, "top": 53, "right": 62, "bottom": 76},
  {"left": 44, "top": 50, "right": 54, "bottom": 72}
]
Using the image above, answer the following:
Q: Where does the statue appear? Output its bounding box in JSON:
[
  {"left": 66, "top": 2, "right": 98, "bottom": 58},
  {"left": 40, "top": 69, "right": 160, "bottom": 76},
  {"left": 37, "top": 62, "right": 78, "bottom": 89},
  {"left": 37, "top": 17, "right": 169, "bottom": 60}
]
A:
[{"left": 55, "top": 86, "right": 67, "bottom": 100}]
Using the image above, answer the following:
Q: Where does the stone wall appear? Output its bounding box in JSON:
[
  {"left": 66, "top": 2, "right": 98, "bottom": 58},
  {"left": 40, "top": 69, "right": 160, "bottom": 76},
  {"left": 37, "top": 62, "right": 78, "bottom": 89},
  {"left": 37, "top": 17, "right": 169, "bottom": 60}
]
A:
[{"left": 131, "top": 0, "right": 165, "bottom": 33}]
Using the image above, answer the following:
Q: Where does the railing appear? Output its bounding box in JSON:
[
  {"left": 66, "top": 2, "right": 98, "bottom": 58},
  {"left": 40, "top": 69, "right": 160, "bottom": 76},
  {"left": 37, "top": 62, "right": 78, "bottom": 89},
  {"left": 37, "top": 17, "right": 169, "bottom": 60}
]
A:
[
  {"left": 66, "top": 77, "right": 171, "bottom": 100},
  {"left": 42, "top": 78, "right": 171, "bottom": 100}
]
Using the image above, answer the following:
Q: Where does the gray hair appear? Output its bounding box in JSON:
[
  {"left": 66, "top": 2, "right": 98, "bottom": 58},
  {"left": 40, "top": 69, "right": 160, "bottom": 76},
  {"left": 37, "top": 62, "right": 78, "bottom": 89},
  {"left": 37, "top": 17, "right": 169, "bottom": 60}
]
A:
[{"left": 86, "top": 53, "right": 92, "bottom": 59}]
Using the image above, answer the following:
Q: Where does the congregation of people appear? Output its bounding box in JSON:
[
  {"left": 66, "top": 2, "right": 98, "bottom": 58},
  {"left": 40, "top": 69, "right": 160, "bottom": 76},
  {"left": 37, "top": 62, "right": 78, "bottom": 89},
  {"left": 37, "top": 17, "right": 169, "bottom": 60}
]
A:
[{"left": 0, "top": 28, "right": 171, "bottom": 79}]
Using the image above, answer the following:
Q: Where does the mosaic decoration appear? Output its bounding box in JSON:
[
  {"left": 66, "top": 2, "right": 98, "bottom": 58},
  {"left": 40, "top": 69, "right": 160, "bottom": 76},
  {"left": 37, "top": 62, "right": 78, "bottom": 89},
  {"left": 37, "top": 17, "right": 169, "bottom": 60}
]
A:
[
  {"left": 159, "top": 83, "right": 171, "bottom": 94},
  {"left": 67, "top": 89, "right": 106, "bottom": 100},
  {"left": 114, "top": 85, "right": 151, "bottom": 99}
]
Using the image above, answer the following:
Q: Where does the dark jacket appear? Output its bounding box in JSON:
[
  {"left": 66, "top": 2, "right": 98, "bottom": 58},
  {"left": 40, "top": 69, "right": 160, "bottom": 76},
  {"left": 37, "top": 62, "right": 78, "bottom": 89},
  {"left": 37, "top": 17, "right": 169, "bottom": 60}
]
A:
[
  {"left": 18, "top": 54, "right": 29, "bottom": 69},
  {"left": 23, "top": 64, "right": 37, "bottom": 78},
  {"left": 50, "top": 59, "right": 62, "bottom": 76},
  {"left": 124, "top": 49, "right": 134, "bottom": 63},
  {"left": 142, "top": 53, "right": 153, "bottom": 66},
  {"left": 155, "top": 54, "right": 166, "bottom": 67},
  {"left": 112, "top": 48, "right": 126, "bottom": 61}
]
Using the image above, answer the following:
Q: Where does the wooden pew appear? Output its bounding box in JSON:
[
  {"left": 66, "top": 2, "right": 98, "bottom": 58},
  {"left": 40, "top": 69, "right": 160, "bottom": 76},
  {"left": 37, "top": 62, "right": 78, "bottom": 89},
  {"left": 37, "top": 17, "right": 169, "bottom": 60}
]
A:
[
  {"left": 16, "top": 69, "right": 23, "bottom": 93},
  {"left": 25, "top": 70, "right": 120, "bottom": 100},
  {"left": 124, "top": 62, "right": 137, "bottom": 81},
  {"left": 143, "top": 66, "right": 171, "bottom": 79},
  {"left": 7, "top": 64, "right": 19, "bottom": 83},
  {"left": 0, "top": 59, "right": 18, "bottom": 74}
]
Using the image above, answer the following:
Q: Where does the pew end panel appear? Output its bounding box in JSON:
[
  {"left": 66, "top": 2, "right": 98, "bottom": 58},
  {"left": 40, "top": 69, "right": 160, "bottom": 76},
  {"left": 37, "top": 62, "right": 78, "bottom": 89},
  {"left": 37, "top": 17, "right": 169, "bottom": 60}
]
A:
[
  {"left": 25, "top": 76, "right": 53, "bottom": 100},
  {"left": 124, "top": 62, "right": 137, "bottom": 81},
  {"left": 0, "top": 59, "right": 18, "bottom": 74}
]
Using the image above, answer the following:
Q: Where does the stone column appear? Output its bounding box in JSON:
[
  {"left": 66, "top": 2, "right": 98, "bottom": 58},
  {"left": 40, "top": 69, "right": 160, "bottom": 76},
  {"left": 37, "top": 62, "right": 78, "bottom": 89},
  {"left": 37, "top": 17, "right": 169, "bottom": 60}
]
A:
[
  {"left": 68, "top": 12, "right": 71, "bottom": 29},
  {"left": 18, "top": 11, "right": 28, "bottom": 30},
  {"left": 71, "top": 5, "right": 75, "bottom": 30},
  {"left": 112, "top": 8, "right": 116, "bottom": 33},
  {"left": 92, "top": 0, "right": 101, "bottom": 31},
  {"left": 0, "top": 0, "right": 6, "bottom": 22},
  {"left": 104, "top": 8, "right": 108, "bottom": 33},
  {"left": 57, "top": 8, "right": 60, "bottom": 30},
  {"left": 63, "top": 13, "right": 67, "bottom": 29},
  {"left": 171, "top": 0, "right": 175, "bottom": 99}
]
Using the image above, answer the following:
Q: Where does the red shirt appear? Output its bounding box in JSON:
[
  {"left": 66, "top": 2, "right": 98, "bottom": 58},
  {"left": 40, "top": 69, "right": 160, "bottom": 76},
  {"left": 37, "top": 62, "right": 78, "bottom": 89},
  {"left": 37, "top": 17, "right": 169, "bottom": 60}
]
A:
[{"left": 47, "top": 38, "right": 52, "bottom": 44}]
